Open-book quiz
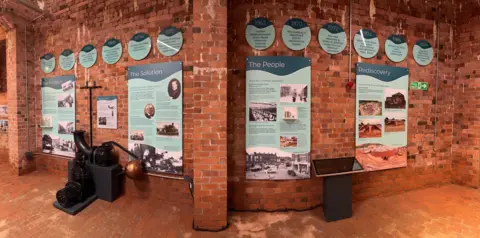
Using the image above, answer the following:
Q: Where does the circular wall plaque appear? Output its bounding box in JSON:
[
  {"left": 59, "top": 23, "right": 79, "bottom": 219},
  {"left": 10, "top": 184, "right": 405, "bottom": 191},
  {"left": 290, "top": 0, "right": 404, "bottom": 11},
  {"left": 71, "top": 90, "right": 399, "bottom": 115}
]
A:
[
  {"left": 246, "top": 17, "right": 275, "bottom": 50},
  {"left": 40, "top": 53, "right": 55, "bottom": 73},
  {"left": 413, "top": 40, "right": 433, "bottom": 66},
  {"left": 318, "top": 22, "right": 347, "bottom": 55},
  {"left": 128, "top": 32, "right": 151, "bottom": 61},
  {"left": 353, "top": 29, "right": 379, "bottom": 59},
  {"left": 157, "top": 26, "right": 183, "bottom": 57},
  {"left": 59, "top": 49, "right": 75, "bottom": 71},
  {"left": 102, "top": 38, "right": 123, "bottom": 64},
  {"left": 282, "top": 18, "right": 311, "bottom": 51},
  {"left": 385, "top": 35, "right": 408, "bottom": 62},
  {"left": 79, "top": 44, "right": 97, "bottom": 68}
]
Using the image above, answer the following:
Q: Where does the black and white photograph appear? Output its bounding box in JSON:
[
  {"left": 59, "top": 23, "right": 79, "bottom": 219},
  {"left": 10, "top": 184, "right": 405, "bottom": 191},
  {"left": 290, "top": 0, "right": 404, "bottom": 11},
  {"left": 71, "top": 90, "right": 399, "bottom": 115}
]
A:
[
  {"left": 42, "top": 134, "right": 76, "bottom": 157},
  {"left": 41, "top": 115, "right": 53, "bottom": 128},
  {"left": 156, "top": 122, "right": 180, "bottom": 137},
  {"left": 283, "top": 107, "right": 298, "bottom": 120},
  {"left": 57, "top": 92, "right": 74, "bottom": 108},
  {"left": 129, "top": 143, "right": 183, "bottom": 175},
  {"left": 144, "top": 103, "right": 155, "bottom": 119},
  {"left": 280, "top": 84, "right": 308, "bottom": 103},
  {"left": 384, "top": 88, "right": 406, "bottom": 109},
  {"left": 0, "top": 105, "right": 7, "bottom": 116},
  {"left": 130, "top": 130, "right": 144, "bottom": 141},
  {"left": 0, "top": 120, "right": 7, "bottom": 132},
  {"left": 249, "top": 102, "right": 277, "bottom": 122},
  {"left": 61, "top": 80, "right": 74, "bottom": 92},
  {"left": 246, "top": 147, "right": 311, "bottom": 180},
  {"left": 99, "top": 117, "right": 107, "bottom": 126},
  {"left": 168, "top": 78, "right": 182, "bottom": 100},
  {"left": 58, "top": 121, "right": 74, "bottom": 134}
]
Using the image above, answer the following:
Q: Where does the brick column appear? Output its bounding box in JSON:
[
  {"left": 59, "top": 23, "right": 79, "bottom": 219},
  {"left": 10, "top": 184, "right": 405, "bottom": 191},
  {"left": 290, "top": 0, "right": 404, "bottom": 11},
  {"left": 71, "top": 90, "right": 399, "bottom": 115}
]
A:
[{"left": 192, "top": 0, "right": 228, "bottom": 230}]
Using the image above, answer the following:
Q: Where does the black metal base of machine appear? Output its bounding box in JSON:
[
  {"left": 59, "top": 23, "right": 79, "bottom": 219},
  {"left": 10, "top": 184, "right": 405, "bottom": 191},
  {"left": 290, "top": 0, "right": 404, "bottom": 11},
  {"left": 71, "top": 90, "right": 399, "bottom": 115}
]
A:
[
  {"left": 68, "top": 161, "right": 123, "bottom": 202},
  {"left": 53, "top": 194, "right": 97, "bottom": 216},
  {"left": 323, "top": 174, "right": 352, "bottom": 222}
]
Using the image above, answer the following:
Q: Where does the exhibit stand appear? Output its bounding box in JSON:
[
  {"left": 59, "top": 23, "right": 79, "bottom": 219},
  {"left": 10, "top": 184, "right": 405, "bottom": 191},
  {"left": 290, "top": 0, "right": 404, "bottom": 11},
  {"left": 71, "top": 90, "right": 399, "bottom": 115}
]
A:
[{"left": 312, "top": 158, "right": 364, "bottom": 222}]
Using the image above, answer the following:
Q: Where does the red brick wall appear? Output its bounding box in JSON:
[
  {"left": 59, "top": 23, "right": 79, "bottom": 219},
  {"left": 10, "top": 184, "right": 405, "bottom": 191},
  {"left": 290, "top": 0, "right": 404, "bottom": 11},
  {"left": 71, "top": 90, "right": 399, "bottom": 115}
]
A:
[
  {"left": 452, "top": 0, "right": 480, "bottom": 188},
  {"left": 227, "top": 0, "right": 456, "bottom": 211}
]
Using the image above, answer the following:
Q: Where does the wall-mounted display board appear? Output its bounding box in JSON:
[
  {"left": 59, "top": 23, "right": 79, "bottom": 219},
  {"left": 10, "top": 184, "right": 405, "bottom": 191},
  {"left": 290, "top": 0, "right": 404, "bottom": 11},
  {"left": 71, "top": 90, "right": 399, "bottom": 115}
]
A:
[
  {"left": 59, "top": 49, "right": 75, "bottom": 71},
  {"left": 246, "top": 56, "right": 311, "bottom": 180},
  {"left": 246, "top": 17, "right": 275, "bottom": 50},
  {"left": 102, "top": 38, "right": 123, "bottom": 64},
  {"left": 353, "top": 29, "right": 379, "bottom": 59},
  {"left": 355, "top": 63, "right": 408, "bottom": 172},
  {"left": 79, "top": 44, "right": 97, "bottom": 68},
  {"left": 318, "top": 22, "right": 347, "bottom": 55},
  {"left": 41, "top": 75, "right": 76, "bottom": 157},
  {"left": 385, "top": 35, "right": 408, "bottom": 62},
  {"left": 282, "top": 18, "right": 311, "bottom": 51},
  {"left": 413, "top": 40, "right": 434, "bottom": 66},
  {"left": 97, "top": 96, "right": 117, "bottom": 129},
  {"left": 157, "top": 26, "right": 183, "bottom": 57},
  {"left": 0, "top": 105, "right": 7, "bottom": 116},
  {"left": 40, "top": 53, "right": 55, "bottom": 73},
  {"left": 128, "top": 62, "right": 183, "bottom": 175},
  {"left": 128, "top": 33, "right": 151, "bottom": 60}
]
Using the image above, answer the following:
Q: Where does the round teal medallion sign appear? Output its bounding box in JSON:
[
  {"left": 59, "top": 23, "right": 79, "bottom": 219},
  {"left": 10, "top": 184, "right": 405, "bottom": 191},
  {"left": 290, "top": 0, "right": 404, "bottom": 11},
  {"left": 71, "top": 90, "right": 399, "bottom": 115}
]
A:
[
  {"left": 128, "top": 33, "right": 151, "bottom": 61},
  {"left": 157, "top": 26, "right": 183, "bottom": 57},
  {"left": 353, "top": 29, "right": 379, "bottom": 59},
  {"left": 59, "top": 49, "right": 75, "bottom": 71},
  {"left": 385, "top": 35, "right": 408, "bottom": 62},
  {"left": 282, "top": 18, "right": 311, "bottom": 51},
  {"left": 102, "top": 38, "right": 123, "bottom": 64},
  {"left": 318, "top": 23, "right": 347, "bottom": 55},
  {"left": 246, "top": 17, "right": 275, "bottom": 50},
  {"left": 413, "top": 40, "right": 433, "bottom": 66},
  {"left": 79, "top": 44, "right": 97, "bottom": 68},
  {"left": 40, "top": 53, "right": 55, "bottom": 73}
]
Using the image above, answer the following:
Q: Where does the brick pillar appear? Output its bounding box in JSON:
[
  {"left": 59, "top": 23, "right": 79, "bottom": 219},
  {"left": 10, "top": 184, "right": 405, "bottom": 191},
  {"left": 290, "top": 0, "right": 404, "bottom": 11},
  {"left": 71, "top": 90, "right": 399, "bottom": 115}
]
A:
[
  {"left": 192, "top": 0, "right": 228, "bottom": 231},
  {"left": 4, "top": 15, "right": 35, "bottom": 175}
]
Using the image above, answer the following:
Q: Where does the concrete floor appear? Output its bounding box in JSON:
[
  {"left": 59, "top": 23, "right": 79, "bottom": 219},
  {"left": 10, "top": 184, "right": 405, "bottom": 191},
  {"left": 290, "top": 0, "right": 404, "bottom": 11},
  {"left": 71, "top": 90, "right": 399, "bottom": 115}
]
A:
[{"left": 0, "top": 161, "right": 478, "bottom": 237}]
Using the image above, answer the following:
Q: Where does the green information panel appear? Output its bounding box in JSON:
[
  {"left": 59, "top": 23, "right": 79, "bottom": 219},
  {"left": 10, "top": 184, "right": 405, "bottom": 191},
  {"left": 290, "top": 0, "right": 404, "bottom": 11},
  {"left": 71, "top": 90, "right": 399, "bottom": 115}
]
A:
[
  {"left": 319, "top": 22, "right": 347, "bottom": 55},
  {"left": 128, "top": 32, "right": 151, "bottom": 61},
  {"left": 246, "top": 56, "right": 311, "bottom": 180},
  {"left": 355, "top": 63, "right": 408, "bottom": 172},
  {"left": 128, "top": 62, "right": 183, "bottom": 176},
  {"left": 79, "top": 44, "right": 97, "bottom": 68},
  {"left": 246, "top": 17, "right": 275, "bottom": 50},
  {"left": 40, "top": 53, "right": 55, "bottom": 74},
  {"left": 102, "top": 38, "right": 123, "bottom": 64},
  {"left": 59, "top": 49, "right": 75, "bottom": 71},
  {"left": 413, "top": 40, "right": 433, "bottom": 66},
  {"left": 385, "top": 35, "right": 408, "bottom": 62},
  {"left": 41, "top": 75, "right": 76, "bottom": 158},
  {"left": 157, "top": 26, "right": 183, "bottom": 57},
  {"left": 281, "top": 18, "right": 311, "bottom": 51},
  {"left": 354, "top": 29, "right": 379, "bottom": 59}
]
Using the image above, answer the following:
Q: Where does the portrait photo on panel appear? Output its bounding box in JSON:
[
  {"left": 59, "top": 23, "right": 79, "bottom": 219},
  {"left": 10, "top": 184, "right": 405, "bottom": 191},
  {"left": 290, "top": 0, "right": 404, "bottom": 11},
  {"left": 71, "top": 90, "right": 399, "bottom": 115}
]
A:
[
  {"left": 144, "top": 103, "right": 155, "bottom": 119},
  {"left": 168, "top": 78, "right": 181, "bottom": 100}
]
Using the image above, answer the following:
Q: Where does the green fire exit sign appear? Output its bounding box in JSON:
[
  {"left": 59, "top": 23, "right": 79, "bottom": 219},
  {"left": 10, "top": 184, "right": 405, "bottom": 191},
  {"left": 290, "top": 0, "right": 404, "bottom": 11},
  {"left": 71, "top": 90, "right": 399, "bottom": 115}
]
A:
[{"left": 410, "top": 82, "right": 429, "bottom": 91}]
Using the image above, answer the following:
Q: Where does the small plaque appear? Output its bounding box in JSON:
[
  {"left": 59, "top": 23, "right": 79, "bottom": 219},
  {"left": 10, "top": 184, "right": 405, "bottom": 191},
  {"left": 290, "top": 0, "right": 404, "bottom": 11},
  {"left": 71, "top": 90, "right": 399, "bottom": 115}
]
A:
[
  {"left": 246, "top": 17, "right": 275, "bottom": 50},
  {"left": 79, "top": 44, "right": 97, "bottom": 68},
  {"left": 312, "top": 157, "right": 364, "bottom": 177},
  {"left": 319, "top": 23, "right": 347, "bottom": 55},
  {"left": 413, "top": 40, "right": 433, "bottom": 66},
  {"left": 282, "top": 18, "right": 311, "bottom": 51},
  {"left": 128, "top": 32, "right": 151, "bottom": 61},
  {"left": 59, "top": 49, "right": 75, "bottom": 71},
  {"left": 385, "top": 35, "right": 408, "bottom": 62},
  {"left": 354, "top": 29, "right": 379, "bottom": 59},
  {"left": 157, "top": 26, "right": 183, "bottom": 57},
  {"left": 102, "top": 38, "right": 123, "bottom": 65},
  {"left": 40, "top": 53, "right": 55, "bottom": 73}
]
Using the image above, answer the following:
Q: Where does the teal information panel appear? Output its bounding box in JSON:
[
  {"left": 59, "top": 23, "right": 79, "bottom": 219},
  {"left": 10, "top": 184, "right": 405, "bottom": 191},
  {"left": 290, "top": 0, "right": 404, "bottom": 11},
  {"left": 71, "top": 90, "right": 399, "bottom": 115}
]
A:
[
  {"left": 128, "top": 62, "right": 183, "bottom": 175},
  {"left": 41, "top": 75, "right": 76, "bottom": 158},
  {"left": 354, "top": 29, "right": 379, "bottom": 59},
  {"left": 59, "top": 49, "right": 75, "bottom": 71},
  {"left": 385, "top": 35, "right": 408, "bottom": 62},
  {"left": 413, "top": 40, "right": 433, "bottom": 66},
  {"left": 246, "top": 17, "right": 275, "bottom": 50},
  {"left": 128, "top": 32, "right": 151, "bottom": 60},
  {"left": 157, "top": 26, "right": 183, "bottom": 56},
  {"left": 281, "top": 18, "right": 311, "bottom": 51},
  {"left": 355, "top": 63, "right": 408, "bottom": 172},
  {"left": 102, "top": 38, "right": 123, "bottom": 64},
  {"left": 40, "top": 53, "right": 55, "bottom": 73},
  {"left": 79, "top": 44, "right": 97, "bottom": 68},
  {"left": 318, "top": 22, "right": 347, "bottom": 55},
  {"left": 246, "top": 56, "right": 311, "bottom": 180}
]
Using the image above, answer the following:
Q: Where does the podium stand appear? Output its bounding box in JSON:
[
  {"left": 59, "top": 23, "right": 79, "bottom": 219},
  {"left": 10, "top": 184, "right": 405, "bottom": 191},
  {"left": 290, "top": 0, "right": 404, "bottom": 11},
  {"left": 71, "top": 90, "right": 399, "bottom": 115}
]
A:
[{"left": 312, "top": 157, "right": 363, "bottom": 222}]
